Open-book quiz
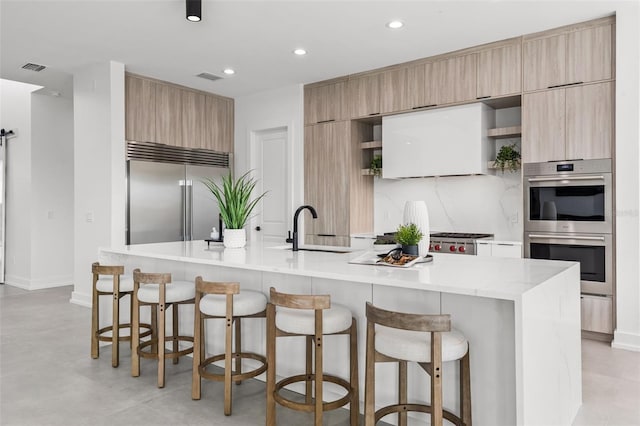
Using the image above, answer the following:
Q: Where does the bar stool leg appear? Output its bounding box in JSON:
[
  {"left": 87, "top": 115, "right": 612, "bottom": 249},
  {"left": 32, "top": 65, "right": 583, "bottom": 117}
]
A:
[
  {"left": 234, "top": 319, "right": 242, "bottom": 385},
  {"left": 158, "top": 298, "right": 166, "bottom": 388},
  {"left": 399, "top": 361, "right": 408, "bottom": 426},
  {"left": 112, "top": 280, "right": 120, "bottom": 368},
  {"left": 430, "top": 332, "right": 443, "bottom": 426},
  {"left": 364, "top": 319, "right": 375, "bottom": 426},
  {"left": 314, "top": 311, "right": 323, "bottom": 426},
  {"left": 151, "top": 305, "right": 158, "bottom": 354},
  {"left": 173, "top": 303, "right": 179, "bottom": 365},
  {"left": 349, "top": 318, "right": 359, "bottom": 426},
  {"left": 192, "top": 297, "right": 202, "bottom": 400},
  {"left": 129, "top": 294, "right": 134, "bottom": 349},
  {"left": 131, "top": 292, "right": 140, "bottom": 377},
  {"left": 91, "top": 280, "right": 99, "bottom": 359},
  {"left": 224, "top": 311, "right": 233, "bottom": 415},
  {"left": 266, "top": 304, "right": 276, "bottom": 426},
  {"left": 305, "top": 335, "right": 313, "bottom": 404},
  {"left": 460, "top": 351, "right": 472, "bottom": 426}
]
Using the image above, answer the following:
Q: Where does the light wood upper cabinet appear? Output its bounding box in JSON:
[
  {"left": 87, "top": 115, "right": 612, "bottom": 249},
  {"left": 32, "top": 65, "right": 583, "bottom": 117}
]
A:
[
  {"left": 380, "top": 67, "right": 408, "bottom": 113},
  {"left": 523, "top": 82, "right": 612, "bottom": 162},
  {"left": 125, "top": 75, "right": 156, "bottom": 142},
  {"left": 477, "top": 43, "right": 522, "bottom": 98},
  {"left": 205, "top": 95, "right": 234, "bottom": 153},
  {"left": 181, "top": 90, "right": 206, "bottom": 149},
  {"left": 566, "top": 24, "right": 612, "bottom": 85},
  {"left": 406, "top": 62, "right": 437, "bottom": 109},
  {"left": 155, "top": 84, "right": 183, "bottom": 147},
  {"left": 524, "top": 23, "right": 613, "bottom": 91},
  {"left": 522, "top": 89, "right": 566, "bottom": 162},
  {"left": 523, "top": 34, "right": 566, "bottom": 91},
  {"left": 304, "top": 81, "right": 347, "bottom": 125},
  {"left": 348, "top": 73, "right": 382, "bottom": 118},
  {"left": 433, "top": 54, "right": 477, "bottom": 105},
  {"left": 566, "top": 82, "right": 613, "bottom": 160}
]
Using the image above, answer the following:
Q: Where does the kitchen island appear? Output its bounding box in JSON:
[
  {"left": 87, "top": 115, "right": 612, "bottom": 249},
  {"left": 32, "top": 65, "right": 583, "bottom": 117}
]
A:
[{"left": 99, "top": 240, "right": 581, "bottom": 426}]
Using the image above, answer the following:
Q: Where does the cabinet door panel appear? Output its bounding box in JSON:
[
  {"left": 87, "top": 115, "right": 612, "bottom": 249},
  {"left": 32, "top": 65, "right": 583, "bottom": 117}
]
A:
[
  {"left": 326, "top": 81, "right": 347, "bottom": 122},
  {"left": 181, "top": 91, "right": 206, "bottom": 149},
  {"left": 348, "top": 74, "right": 381, "bottom": 118},
  {"left": 407, "top": 63, "right": 437, "bottom": 109},
  {"left": 477, "top": 43, "right": 522, "bottom": 98},
  {"left": 581, "top": 295, "right": 613, "bottom": 334},
  {"left": 155, "top": 84, "right": 183, "bottom": 146},
  {"left": 522, "top": 90, "right": 566, "bottom": 162},
  {"left": 304, "top": 85, "right": 325, "bottom": 125},
  {"left": 523, "top": 34, "right": 566, "bottom": 91},
  {"left": 434, "top": 54, "right": 477, "bottom": 105},
  {"left": 125, "top": 75, "right": 156, "bottom": 142},
  {"left": 380, "top": 67, "right": 408, "bottom": 113},
  {"left": 205, "top": 96, "right": 234, "bottom": 153},
  {"left": 566, "top": 82, "right": 613, "bottom": 160},
  {"left": 566, "top": 25, "right": 612, "bottom": 85}
]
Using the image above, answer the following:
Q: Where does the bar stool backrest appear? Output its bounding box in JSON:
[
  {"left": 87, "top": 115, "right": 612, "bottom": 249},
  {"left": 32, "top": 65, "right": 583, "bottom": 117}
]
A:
[
  {"left": 133, "top": 269, "right": 172, "bottom": 285},
  {"left": 195, "top": 277, "right": 240, "bottom": 295},
  {"left": 365, "top": 302, "right": 451, "bottom": 332},
  {"left": 92, "top": 262, "right": 124, "bottom": 276},
  {"left": 268, "top": 287, "right": 330, "bottom": 310}
]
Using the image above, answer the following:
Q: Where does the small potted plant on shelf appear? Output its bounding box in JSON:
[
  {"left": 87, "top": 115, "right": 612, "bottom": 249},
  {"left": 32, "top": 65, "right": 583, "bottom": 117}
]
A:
[
  {"left": 395, "top": 223, "right": 423, "bottom": 256},
  {"left": 202, "top": 171, "right": 267, "bottom": 248},
  {"left": 493, "top": 143, "right": 521, "bottom": 172},
  {"left": 369, "top": 154, "right": 382, "bottom": 177}
]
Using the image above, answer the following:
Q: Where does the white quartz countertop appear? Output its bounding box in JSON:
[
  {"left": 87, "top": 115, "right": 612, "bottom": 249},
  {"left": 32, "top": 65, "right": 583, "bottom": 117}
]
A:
[{"left": 101, "top": 240, "right": 578, "bottom": 302}]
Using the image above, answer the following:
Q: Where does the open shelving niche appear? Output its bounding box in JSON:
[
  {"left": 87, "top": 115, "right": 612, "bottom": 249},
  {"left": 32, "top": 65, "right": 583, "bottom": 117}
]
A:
[
  {"left": 358, "top": 118, "right": 383, "bottom": 176},
  {"left": 485, "top": 100, "right": 522, "bottom": 172}
]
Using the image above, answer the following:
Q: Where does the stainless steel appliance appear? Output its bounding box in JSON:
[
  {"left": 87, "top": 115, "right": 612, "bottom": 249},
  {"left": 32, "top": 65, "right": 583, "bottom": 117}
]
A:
[
  {"left": 376, "top": 232, "right": 494, "bottom": 255},
  {"left": 429, "top": 232, "right": 494, "bottom": 255},
  {"left": 524, "top": 159, "right": 612, "bottom": 234},
  {"left": 126, "top": 142, "right": 231, "bottom": 244},
  {"left": 525, "top": 232, "right": 613, "bottom": 295}
]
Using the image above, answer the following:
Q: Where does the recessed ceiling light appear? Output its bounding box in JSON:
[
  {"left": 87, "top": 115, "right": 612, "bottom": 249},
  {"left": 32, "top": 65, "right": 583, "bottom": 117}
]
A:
[
  {"left": 223, "top": 68, "right": 235, "bottom": 75},
  {"left": 293, "top": 48, "right": 307, "bottom": 56},
  {"left": 386, "top": 20, "right": 404, "bottom": 29}
]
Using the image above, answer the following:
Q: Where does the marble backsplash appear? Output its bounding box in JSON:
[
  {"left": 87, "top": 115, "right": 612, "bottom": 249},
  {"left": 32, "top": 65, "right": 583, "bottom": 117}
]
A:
[{"left": 374, "top": 171, "right": 523, "bottom": 241}]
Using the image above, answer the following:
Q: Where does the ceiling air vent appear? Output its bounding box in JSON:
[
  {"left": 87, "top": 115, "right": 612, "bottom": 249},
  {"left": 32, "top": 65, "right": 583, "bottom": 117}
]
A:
[
  {"left": 21, "top": 63, "right": 46, "bottom": 72},
  {"left": 196, "top": 72, "right": 222, "bottom": 82}
]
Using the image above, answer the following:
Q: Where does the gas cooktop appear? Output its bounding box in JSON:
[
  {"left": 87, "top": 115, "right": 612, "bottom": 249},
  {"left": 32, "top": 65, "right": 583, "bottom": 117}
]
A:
[{"left": 377, "top": 231, "right": 494, "bottom": 255}]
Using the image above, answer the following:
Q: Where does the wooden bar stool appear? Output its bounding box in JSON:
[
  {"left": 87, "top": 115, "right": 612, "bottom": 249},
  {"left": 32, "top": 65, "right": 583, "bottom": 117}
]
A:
[
  {"left": 90, "top": 262, "right": 151, "bottom": 367},
  {"left": 266, "top": 287, "right": 359, "bottom": 426},
  {"left": 364, "top": 302, "right": 471, "bottom": 426},
  {"left": 191, "top": 277, "right": 268, "bottom": 415},
  {"left": 131, "top": 269, "right": 195, "bottom": 388}
]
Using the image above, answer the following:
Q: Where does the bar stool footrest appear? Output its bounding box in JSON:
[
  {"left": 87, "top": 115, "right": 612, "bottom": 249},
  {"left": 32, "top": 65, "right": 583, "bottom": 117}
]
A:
[
  {"left": 199, "top": 352, "right": 267, "bottom": 382},
  {"left": 375, "top": 403, "right": 464, "bottom": 426},
  {"left": 274, "top": 373, "right": 353, "bottom": 412},
  {"left": 138, "top": 336, "right": 194, "bottom": 359},
  {"left": 97, "top": 322, "right": 153, "bottom": 342}
]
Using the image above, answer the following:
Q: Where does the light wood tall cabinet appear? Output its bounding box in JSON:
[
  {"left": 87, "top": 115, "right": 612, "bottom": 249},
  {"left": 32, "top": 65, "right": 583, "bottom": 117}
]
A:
[
  {"left": 125, "top": 73, "right": 234, "bottom": 152},
  {"left": 304, "top": 121, "right": 373, "bottom": 246},
  {"left": 524, "top": 20, "right": 613, "bottom": 91},
  {"left": 523, "top": 81, "right": 613, "bottom": 162},
  {"left": 477, "top": 42, "right": 522, "bottom": 98}
]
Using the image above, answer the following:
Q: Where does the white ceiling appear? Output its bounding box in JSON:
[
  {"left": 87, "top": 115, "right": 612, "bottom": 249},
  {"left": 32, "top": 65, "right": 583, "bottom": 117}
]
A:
[{"left": 0, "top": 0, "right": 621, "bottom": 99}]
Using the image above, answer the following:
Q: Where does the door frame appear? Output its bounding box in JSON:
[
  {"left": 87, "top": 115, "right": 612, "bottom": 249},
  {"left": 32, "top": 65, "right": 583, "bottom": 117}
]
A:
[{"left": 248, "top": 126, "right": 294, "bottom": 243}]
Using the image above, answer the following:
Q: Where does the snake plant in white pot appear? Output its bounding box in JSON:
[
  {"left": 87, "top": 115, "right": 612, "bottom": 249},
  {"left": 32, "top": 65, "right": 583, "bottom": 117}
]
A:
[{"left": 202, "top": 171, "right": 267, "bottom": 248}]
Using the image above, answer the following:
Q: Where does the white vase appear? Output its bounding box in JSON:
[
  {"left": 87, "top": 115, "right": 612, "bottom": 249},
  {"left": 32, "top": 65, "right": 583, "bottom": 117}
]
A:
[
  {"left": 403, "top": 201, "right": 430, "bottom": 256},
  {"left": 223, "top": 229, "right": 246, "bottom": 248}
]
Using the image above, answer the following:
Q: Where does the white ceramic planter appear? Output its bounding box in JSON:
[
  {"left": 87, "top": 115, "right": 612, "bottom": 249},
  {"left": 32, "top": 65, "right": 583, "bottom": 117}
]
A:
[{"left": 223, "top": 229, "right": 246, "bottom": 248}]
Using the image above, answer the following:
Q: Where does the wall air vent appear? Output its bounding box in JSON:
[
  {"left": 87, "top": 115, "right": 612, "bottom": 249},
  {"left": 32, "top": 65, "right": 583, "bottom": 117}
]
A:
[
  {"left": 21, "top": 63, "right": 46, "bottom": 72},
  {"left": 196, "top": 72, "right": 222, "bottom": 82}
]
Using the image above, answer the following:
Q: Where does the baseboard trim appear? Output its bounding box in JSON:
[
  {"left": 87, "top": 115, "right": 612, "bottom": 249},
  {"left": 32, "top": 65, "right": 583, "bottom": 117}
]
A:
[
  {"left": 4, "top": 274, "right": 73, "bottom": 291},
  {"left": 70, "top": 291, "right": 92, "bottom": 308},
  {"left": 612, "top": 330, "right": 640, "bottom": 352}
]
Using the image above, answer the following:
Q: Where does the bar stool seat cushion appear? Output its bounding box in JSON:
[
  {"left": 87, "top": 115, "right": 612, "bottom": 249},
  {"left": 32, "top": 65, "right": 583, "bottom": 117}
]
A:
[
  {"left": 276, "top": 304, "right": 352, "bottom": 335},
  {"left": 96, "top": 275, "right": 134, "bottom": 293},
  {"left": 137, "top": 281, "right": 195, "bottom": 304},
  {"left": 376, "top": 326, "right": 468, "bottom": 363},
  {"left": 200, "top": 290, "right": 267, "bottom": 317}
]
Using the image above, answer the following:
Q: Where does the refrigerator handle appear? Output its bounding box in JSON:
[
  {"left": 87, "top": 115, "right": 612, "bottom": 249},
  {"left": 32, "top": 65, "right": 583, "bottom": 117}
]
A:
[
  {"left": 186, "top": 180, "right": 193, "bottom": 241},
  {"left": 179, "top": 179, "right": 186, "bottom": 241}
]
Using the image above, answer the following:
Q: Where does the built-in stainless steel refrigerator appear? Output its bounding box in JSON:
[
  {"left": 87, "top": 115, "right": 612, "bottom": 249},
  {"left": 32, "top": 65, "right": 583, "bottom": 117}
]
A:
[{"left": 126, "top": 142, "right": 231, "bottom": 244}]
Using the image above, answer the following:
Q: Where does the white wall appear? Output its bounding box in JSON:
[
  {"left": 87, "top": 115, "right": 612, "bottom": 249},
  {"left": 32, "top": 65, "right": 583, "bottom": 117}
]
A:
[
  {"left": 612, "top": 2, "right": 640, "bottom": 351},
  {"left": 1, "top": 79, "right": 39, "bottom": 286},
  {"left": 234, "top": 84, "right": 304, "bottom": 237},
  {"left": 30, "top": 92, "right": 74, "bottom": 287},
  {"left": 70, "top": 61, "right": 125, "bottom": 306}
]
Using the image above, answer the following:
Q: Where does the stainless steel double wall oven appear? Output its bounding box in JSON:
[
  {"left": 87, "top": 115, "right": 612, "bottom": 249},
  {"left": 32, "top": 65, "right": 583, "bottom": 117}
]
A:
[{"left": 524, "top": 159, "right": 613, "bottom": 296}]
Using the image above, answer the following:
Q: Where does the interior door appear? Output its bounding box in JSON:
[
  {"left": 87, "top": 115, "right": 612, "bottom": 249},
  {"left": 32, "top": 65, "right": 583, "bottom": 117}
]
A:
[
  {"left": 128, "top": 160, "right": 184, "bottom": 244},
  {"left": 251, "top": 128, "right": 290, "bottom": 244},
  {"left": 187, "top": 164, "right": 226, "bottom": 240}
]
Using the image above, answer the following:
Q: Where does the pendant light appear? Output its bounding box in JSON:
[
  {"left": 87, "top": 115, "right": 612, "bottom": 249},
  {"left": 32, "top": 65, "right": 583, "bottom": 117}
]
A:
[{"left": 186, "top": 0, "right": 201, "bottom": 22}]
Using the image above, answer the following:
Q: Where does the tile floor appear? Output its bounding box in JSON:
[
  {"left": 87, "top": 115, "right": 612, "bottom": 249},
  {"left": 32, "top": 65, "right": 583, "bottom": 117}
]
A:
[{"left": 1, "top": 285, "right": 639, "bottom": 425}]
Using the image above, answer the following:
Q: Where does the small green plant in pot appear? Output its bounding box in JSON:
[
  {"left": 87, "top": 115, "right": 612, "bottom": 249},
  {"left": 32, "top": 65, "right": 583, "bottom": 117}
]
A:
[
  {"left": 493, "top": 143, "right": 521, "bottom": 172},
  {"left": 202, "top": 171, "right": 267, "bottom": 248},
  {"left": 369, "top": 154, "right": 382, "bottom": 177},
  {"left": 395, "top": 223, "right": 423, "bottom": 256}
]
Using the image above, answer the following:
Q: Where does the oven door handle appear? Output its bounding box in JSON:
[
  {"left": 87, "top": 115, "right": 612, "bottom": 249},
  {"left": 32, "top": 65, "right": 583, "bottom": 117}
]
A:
[
  {"left": 527, "top": 234, "right": 606, "bottom": 242},
  {"left": 527, "top": 175, "right": 605, "bottom": 183}
]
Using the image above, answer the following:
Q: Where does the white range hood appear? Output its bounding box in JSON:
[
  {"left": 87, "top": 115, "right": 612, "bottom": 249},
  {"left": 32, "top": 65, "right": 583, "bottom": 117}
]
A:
[{"left": 382, "top": 103, "right": 495, "bottom": 178}]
